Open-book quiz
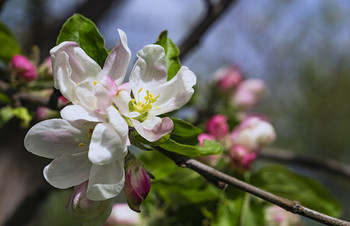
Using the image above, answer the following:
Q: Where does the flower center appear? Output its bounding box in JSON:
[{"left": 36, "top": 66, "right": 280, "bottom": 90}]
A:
[
  {"left": 78, "top": 128, "right": 94, "bottom": 148},
  {"left": 128, "top": 88, "right": 161, "bottom": 122}
]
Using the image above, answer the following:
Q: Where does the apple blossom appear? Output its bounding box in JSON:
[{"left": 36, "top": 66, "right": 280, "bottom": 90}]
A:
[
  {"left": 214, "top": 65, "right": 242, "bottom": 91},
  {"left": 24, "top": 105, "right": 129, "bottom": 201},
  {"left": 114, "top": 44, "right": 196, "bottom": 142},
  {"left": 104, "top": 203, "right": 141, "bottom": 226},
  {"left": 229, "top": 145, "right": 257, "bottom": 170},
  {"left": 50, "top": 29, "right": 131, "bottom": 112},
  {"left": 205, "top": 114, "right": 230, "bottom": 140},
  {"left": 265, "top": 205, "right": 301, "bottom": 226}
]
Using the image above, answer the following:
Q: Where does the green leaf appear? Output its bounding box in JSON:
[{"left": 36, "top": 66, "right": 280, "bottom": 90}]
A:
[
  {"left": 0, "top": 106, "right": 15, "bottom": 127},
  {"left": 160, "top": 138, "right": 222, "bottom": 157},
  {"left": 154, "top": 30, "right": 181, "bottom": 81},
  {"left": 251, "top": 165, "right": 342, "bottom": 217},
  {"left": 0, "top": 92, "right": 12, "bottom": 104},
  {"left": 56, "top": 14, "right": 108, "bottom": 67},
  {"left": 11, "top": 107, "right": 32, "bottom": 127},
  {"left": 170, "top": 117, "right": 203, "bottom": 145},
  {"left": 0, "top": 23, "right": 21, "bottom": 63}
]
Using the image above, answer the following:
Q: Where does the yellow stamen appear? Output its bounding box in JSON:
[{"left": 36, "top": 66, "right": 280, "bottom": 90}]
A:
[
  {"left": 93, "top": 80, "right": 98, "bottom": 86},
  {"left": 77, "top": 83, "right": 80, "bottom": 86},
  {"left": 138, "top": 87, "right": 143, "bottom": 93},
  {"left": 156, "top": 106, "right": 161, "bottom": 110},
  {"left": 78, "top": 143, "right": 85, "bottom": 148},
  {"left": 131, "top": 99, "right": 136, "bottom": 103}
]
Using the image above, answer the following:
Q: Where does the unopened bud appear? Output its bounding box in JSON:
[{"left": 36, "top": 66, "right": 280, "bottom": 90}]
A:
[
  {"left": 205, "top": 115, "right": 230, "bottom": 139},
  {"left": 197, "top": 133, "right": 215, "bottom": 147},
  {"left": 124, "top": 156, "right": 151, "bottom": 212},
  {"left": 214, "top": 65, "right": 242, "bottom": 91},
  {"left": 9, "top": 54, "right": 38, "bottom": 81},
  {"left": 229, "top": 145, "right": 257, "bottom": 170},
  {"left": 231, "top": 116, "right": 276, "bottom": 150},
  {"left": 233, "top": 79, "right": 266, "bottom": 109},
  {"left": 35, "top": 106, "right": 59, "bottom": 120},
  {"left": 67, "top": 181, "right": 114, "bottom": 223}
]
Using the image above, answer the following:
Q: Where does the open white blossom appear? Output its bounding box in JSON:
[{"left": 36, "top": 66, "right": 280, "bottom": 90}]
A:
[
  {"left": 50, "top": 29, "right": 131, "bottom": 112},
  {"left": 114, "top": 44, "right": 197, "bottom": 142},
  {"left": 25, "top": 105, "right": 128, "bottom": 201}
]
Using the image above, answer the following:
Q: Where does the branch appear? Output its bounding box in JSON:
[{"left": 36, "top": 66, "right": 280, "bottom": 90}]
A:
[
  {"left": 155, "top": 147, "right": 350, "bottom": 226},
  {"left": 260, "top": 148, "right": 350, "bottom": 180},
  {"left": 179, "top": 0, "right": 237, "bottom": 59}
]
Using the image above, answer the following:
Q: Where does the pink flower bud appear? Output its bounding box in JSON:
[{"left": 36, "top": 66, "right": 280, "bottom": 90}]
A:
[
  {"left": 39, "top": 57, "right": 53, "bottom": 76},
  {"left": 231, "top": 116, "right": 276, "bottom": 151},
  {"left": 205, "top": 115, "right": 230, "bottom": 139},
  {"left": 124, "top": 158, "right": 151, "bottom": 213},
  {"left": 198, "top": 133, "right": 215, "bottom": 147},
  {"left": 104, "top": 203, "right": 141, "bottom": 226},
  {"left": 35, "top": 106, "right": 58, "bottom": 120},
  {"left": 233, "top": 79, "right": 266, "bottom": 109},
  {"left": 9, "top": 54, "right": 38, "bottom": 81},
  {"left": 229, "top": 145, "right": 257, "bottom": 170},
  {"left": 214, "top": 65, "right": 243, "bottom": 91},
  {"left": 67, "top": 181, "right": 114, "bottom": 222},
  {"left": 265, "top": 205, "right": 301, "bottom": 226}
]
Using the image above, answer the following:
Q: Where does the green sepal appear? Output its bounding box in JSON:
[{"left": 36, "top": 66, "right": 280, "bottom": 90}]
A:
[
  {"left": 154, "top": 30, "right": 181, "bottom": 81},
  {"left": 56, "top": 14, "right": 108, "bottom": 67}
]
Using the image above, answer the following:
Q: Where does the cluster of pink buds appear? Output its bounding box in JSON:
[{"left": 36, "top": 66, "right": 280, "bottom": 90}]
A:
[
  {"left": 9, "top": 54, "right": 38, "bottom": 82},
  {"left": 198, "top": 115, "right": 276, "bottom": 171},
  {"left": 214, "top": 65, "right": 266, "bottom": 111}
]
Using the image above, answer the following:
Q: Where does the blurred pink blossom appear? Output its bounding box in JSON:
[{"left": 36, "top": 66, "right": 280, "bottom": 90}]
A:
[
  {"left": 229, "top": 145, "right": 257, "bottom": 170},
  {"left": 265, "top": 205, "right": 302, "bottom": 226},
  {"left": 231, "top": 116, "right": 276, "bottom": 151},
  {"left": 104, "top": 203, "right": 141, "bottom": 226},
  {"left": 214, "top": 65, "right": 243, "bottom": 91},
  {"left": 198, "top": 133, "right": 215, "bottom": 147},
  {"left": 205, "top": 114, "right": 230, "bottom": 139},
  {"left": 9, "top": 54, "right": 38, "bottom": 81},
  {"left": 233, "top": 79, "right": 266, "bottom": 109}
]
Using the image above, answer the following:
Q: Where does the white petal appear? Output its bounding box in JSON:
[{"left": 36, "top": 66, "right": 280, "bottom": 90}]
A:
[
  {"left": 132, "top": 116, "right": 173, "bottom": 142},
  {"left": 60, "top": 105, "right": 101, "bottom": 122},
  {"left": 102, "top": 29, "right": 131, "bottom": 85},
  {"left": 94, "top": 75, "right": 118, "bottom": 111},
  {"left": 88, "top": 123, "right": 128, "bottom": 165},
  {"left": 24, "top": 119, "right": 91, "bottom": 159},
  {"left": 50, "top": 41, "right": 102, "bottom": 84},
  {"left": 75, "top": 81, "right": 98, "bottom": 110},
  {"left": 87, "top": 159, "right": 125, "bottom": 201},
  {"left": 129, "top": 45, "right": 167, "bottom": 98},
  {"left": 149, "top": 66, "right": 196, "bottom": 115},
  {"left": 52, "top": 51, "right": 78, "bottom": 103},
  {"left": 113, "top": 89, "right": 131, "bottom": 117},
  {"left": 44, "top": 151, "right": 91, "bottom": 189},
  {"left": 107, "top": 106, "right": 129, "bottom": 140}
]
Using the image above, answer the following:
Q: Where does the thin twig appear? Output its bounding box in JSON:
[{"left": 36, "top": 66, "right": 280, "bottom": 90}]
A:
[
  {"left": 260, "top": 148, "right": 350, "bottom": 180},
  {"left": 179, "top": 0, "right": 236, "bottom": 59},
  {"left": 155, "top": 147, "right": 350, "bottom": 226}
]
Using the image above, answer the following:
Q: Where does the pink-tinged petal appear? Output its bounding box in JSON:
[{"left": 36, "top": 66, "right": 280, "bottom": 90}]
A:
[
  {"left": 147, "top": 66, "right": 196, "bottom": 116},
  {"left": 131, "top": 116, "right": 173, "bottom": 142},
  {"left": 89, "top": 123, "right": 128, "bottom": 165},
  {"left": 197, "top": 133, "right": 215, "bottom": 147},
  {"left": 129, "top": 45, "right": 167, "bottom": 96},
  {"left": 24, "top": 119, "right": 92, "bottom": 159},
  {"left": 50, "top": 41, "right": 102, "bottom": 84},
  {"left": 60, "top": 105, "right": 102, "bottom": 122},
  {"left": 102, "top": 29, "right": 131, "bottom": 85},
  {"left": 94, "top": 75, "right": 118, "bottom": 111},
  {"left": 87, "top": 159, "right": 125, "bottom": 201},
  {"left": 106, "top": 106, "right": 129, "bottom": 143},
  {"left": 44, "top": 151, "right": 91, "bottom": 189},
  {"left": 205, "top": 115, "right": 229, "bottom": 139},
  {"left": 52, "top": 52, "right": 78, "bottom": 103}
]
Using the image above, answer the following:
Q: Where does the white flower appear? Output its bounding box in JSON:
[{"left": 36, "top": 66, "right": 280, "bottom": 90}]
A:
[
  {"left": 114, "top": 44, "right": 197, "bottom": 142},
  {"left": 50, "top": 29, "right": 131, "bottom": 112},
  {"left": 24, "top": 105, "right": 129, "bottom": 201}
]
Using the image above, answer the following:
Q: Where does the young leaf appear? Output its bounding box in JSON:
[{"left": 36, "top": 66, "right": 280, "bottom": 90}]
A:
[
  {"left": 0, "top": 92, "right": 12, "bottom": 104},
  {"left": 154, "top": 30, "right": 181, "bottom": 81},
  {"left": 251, "top": 165, "right": 342, "bottom": 217},
  {"left": 0, "top": 23, "right": 21, "bottom": 63},
  {"left": 170, "top": 117, "right": 203, "bottom": 145},
  {"left": 56, "top": 14, "right": 108, "bottom": 67},
  {"left": 159, "top": 138, "right": 222, "bottom": 157}
]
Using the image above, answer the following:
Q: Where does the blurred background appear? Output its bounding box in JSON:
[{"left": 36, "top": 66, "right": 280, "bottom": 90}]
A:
[{"left": 1, "top": 0, "right": 350, "bottom": 225}]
